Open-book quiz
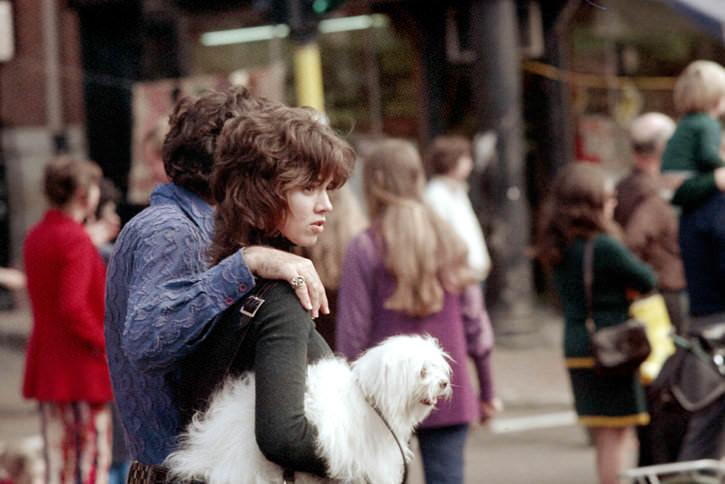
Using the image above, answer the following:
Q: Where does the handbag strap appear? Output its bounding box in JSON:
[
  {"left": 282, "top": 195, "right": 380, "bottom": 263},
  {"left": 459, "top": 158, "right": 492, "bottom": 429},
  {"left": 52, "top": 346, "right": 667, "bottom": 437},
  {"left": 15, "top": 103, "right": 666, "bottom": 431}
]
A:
[
  {"left": 178, "top": 280, "right": 276, "bottom": 421},
  {"left": 583, "top": 238, "right": 596, "bottom": 335},
  {"left": 222, "top": 280, "right": 276, "bottom": 375}
]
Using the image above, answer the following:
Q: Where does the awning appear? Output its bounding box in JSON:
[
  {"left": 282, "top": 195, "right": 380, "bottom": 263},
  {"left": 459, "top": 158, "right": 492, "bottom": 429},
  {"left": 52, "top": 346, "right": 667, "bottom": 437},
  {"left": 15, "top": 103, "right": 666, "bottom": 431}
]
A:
[{"left": 664, "top": 0, "right": 725, "bottom": 42}]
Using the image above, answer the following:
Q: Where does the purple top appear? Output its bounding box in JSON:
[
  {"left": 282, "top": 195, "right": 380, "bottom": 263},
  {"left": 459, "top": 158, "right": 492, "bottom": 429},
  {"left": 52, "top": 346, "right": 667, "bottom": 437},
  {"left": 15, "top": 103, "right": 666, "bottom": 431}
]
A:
[{"left": 335, "top": 227, "right": 494, "bottom": 428}]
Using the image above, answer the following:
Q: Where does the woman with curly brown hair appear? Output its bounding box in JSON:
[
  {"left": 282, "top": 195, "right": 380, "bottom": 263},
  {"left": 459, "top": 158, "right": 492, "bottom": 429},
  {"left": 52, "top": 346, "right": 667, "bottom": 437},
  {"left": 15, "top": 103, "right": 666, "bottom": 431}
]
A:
[
  {"left": 534, "top": 162, "right": 656, "bottom": 484},
  {"left": 201, "top": 103, "right": 355, "bottom": 478}
]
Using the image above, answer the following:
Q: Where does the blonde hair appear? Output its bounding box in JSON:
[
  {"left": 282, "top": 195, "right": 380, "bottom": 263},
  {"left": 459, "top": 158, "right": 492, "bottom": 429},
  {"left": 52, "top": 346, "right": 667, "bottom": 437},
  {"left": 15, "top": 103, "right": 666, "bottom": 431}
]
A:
[
  {"left": 363, "top": 138, "right": 473, "bottom": 318},
  {"left": 673, "top": 60, "right": 725, "bottom": 114},
  {"left": 300, "top": 185, "right": 367, "bottom": 289}
]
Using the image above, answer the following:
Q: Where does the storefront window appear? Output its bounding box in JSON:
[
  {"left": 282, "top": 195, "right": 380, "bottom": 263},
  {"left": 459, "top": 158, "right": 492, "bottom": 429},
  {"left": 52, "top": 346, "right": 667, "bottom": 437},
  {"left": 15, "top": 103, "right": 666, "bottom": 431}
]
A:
[{"left": 187, "top": 13, "right": 418, "bottom": 138}]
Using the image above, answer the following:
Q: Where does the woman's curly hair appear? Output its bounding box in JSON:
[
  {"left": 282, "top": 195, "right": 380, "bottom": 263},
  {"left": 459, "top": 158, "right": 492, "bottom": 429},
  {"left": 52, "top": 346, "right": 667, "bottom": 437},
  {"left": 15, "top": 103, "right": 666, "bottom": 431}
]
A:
[
  {"left": 533, "top": 162, "right": 620, "bottom": 268},
  {"left": 161, "top": 86, "right": 268, "bottom": 199},
  {"left": 207, "top": 104, "right": 356, "bottom": 266}
]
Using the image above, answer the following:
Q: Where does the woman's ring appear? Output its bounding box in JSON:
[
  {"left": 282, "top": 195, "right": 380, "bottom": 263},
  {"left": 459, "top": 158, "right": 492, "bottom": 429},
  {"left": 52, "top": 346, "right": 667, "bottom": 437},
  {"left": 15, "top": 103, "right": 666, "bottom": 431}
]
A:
[{"left": 290, "top": 275, "right": 306, "bottom": 289}]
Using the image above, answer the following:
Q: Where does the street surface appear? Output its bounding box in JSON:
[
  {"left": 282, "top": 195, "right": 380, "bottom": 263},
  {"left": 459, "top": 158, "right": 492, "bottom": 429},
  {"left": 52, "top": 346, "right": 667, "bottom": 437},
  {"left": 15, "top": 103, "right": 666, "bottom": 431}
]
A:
[{"left": 0, "top": 292, "right": 604, "bottom": 484}]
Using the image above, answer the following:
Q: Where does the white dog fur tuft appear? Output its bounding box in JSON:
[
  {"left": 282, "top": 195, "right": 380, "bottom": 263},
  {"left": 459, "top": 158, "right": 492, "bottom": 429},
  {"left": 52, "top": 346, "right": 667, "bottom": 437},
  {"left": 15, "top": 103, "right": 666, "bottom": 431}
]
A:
[{"left": 165, "top": 334, "right": 451, "bottom": 484}]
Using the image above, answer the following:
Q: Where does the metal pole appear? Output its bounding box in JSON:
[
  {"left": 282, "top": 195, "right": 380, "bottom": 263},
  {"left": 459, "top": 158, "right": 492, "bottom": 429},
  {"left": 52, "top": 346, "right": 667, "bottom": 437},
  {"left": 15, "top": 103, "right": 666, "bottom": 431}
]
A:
[
  {"left": 365, "top": 26, "right": 383, "bottom": 136},
  {"left": 293, "top": 42, "right": 325, "bottom": 112}
]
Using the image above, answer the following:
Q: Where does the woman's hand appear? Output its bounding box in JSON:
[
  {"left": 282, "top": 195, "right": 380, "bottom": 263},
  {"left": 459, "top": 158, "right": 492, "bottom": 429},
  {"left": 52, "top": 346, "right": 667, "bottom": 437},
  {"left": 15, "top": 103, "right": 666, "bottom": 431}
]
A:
[
  {"left": 479, "top": 397, "right": 504, "bottom": 424},
  {"left": 0, "top": 267, "right": 26, "bottom": 290},
  {"left": 715, "top": 167, "right": 725, "bottom": 192},
  {"left": 243, "top": 246, "right": 329, "bottom": 318},
  {"left": 85, "top": 216, "right": 121, "bottom": 247}
]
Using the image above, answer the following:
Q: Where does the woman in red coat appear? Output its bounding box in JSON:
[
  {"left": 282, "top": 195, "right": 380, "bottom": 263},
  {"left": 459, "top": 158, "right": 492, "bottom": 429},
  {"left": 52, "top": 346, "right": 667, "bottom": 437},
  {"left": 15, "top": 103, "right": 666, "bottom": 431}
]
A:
[{"left": 23, "top": 156, "right": 114, "bottom": 484}]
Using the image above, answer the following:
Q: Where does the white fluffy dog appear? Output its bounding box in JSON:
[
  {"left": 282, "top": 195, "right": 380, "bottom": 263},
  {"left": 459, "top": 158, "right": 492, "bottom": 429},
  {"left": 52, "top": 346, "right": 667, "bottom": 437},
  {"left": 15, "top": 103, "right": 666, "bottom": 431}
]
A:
[{"left": 165, "top": 334, "right": 452, "bottom": 484}]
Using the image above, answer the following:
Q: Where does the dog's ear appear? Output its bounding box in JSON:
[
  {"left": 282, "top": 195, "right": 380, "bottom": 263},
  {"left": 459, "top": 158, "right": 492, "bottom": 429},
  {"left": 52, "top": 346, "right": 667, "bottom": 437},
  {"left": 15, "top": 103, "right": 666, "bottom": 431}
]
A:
[{"left": 424, "top": 335, "right": 454, "bottom": 364}]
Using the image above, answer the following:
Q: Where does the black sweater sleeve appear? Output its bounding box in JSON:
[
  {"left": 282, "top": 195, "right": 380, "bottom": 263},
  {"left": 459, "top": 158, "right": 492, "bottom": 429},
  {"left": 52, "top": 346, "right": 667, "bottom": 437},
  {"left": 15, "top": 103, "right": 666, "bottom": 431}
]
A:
[{"left": 250, "top": 281, "right": 332, "bottom": 478}]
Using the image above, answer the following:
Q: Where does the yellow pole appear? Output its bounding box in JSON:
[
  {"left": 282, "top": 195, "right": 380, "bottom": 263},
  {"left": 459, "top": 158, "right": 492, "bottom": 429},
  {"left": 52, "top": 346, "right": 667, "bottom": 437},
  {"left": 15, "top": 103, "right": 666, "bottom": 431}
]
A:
[{"left": 293, "top": 41, "right": 325, "bottom": 112}]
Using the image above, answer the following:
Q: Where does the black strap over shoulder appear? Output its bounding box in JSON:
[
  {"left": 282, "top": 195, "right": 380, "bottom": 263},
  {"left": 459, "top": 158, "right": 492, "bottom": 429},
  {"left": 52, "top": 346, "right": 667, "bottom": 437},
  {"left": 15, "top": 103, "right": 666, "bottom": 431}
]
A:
[
  {"left": 176, "top": 281, "right": 275, "bottom": 423},
  {"left": 583, "top": 237, "right": 596, "bottom": 333}
]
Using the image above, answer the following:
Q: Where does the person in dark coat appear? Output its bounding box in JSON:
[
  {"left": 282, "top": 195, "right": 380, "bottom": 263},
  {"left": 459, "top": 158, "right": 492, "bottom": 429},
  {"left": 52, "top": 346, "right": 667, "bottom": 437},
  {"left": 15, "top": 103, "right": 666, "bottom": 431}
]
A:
[
  {"left": 534, "top": 162, "right": 656, "bottom": 484},
  {"left": 615, "top": 112, "right": 687, "bottom": 333}
]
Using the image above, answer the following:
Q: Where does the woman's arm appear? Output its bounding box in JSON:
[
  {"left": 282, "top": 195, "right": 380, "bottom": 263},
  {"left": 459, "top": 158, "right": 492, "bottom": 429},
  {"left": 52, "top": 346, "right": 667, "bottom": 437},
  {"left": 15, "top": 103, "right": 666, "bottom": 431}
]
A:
[
  {"left": 696, "top": 117, "right": 725, "bottom": 172},
  {"left": 56, "top": 233, "right": 106, "bottom": 351},
  {"left": 671, "top": 172, "right": 718, "bottom": 210},
  {"left": 597, "top": 234, "right": 657, "bottom": 294},
  {"left": 460, "top": 285, "right": 502, "bottom": 421},
  {"left": 460, "top": 285, "right": 495, "bottom": 401},
  {"left": 252, "top": 283, "right": 329, "bottom": 477}
]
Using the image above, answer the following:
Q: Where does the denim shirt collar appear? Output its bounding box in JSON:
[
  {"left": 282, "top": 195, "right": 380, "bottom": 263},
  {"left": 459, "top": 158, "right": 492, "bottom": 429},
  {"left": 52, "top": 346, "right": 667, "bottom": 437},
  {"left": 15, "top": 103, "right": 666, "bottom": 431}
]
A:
[{"left": 149, "top": 183, "right": 215, "bottom": 237}]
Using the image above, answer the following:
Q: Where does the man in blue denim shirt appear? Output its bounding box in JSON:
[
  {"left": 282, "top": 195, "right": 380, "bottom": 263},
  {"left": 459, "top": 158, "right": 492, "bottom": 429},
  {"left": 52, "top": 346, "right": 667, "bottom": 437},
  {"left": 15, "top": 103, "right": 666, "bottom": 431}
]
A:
[{"left": 104, "top": 87, "right": 329, "bottom": 467}]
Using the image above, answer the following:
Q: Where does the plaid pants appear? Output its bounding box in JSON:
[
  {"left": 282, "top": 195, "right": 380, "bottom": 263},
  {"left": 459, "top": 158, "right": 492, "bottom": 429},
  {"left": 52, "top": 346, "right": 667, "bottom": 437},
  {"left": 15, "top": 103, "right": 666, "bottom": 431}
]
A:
[{"left": 39, "top": 402, "right": 111, "bottom": 484}]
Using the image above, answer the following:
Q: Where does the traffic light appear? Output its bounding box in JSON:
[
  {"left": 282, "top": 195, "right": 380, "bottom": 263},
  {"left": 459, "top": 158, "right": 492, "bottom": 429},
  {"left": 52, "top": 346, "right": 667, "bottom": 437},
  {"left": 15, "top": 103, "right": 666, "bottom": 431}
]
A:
[
  {"left": 310, "top": 0, "right": 346, "bottom": 15},
  {"left": 253, "top": 0, "right": 346, "bottom": 42}
]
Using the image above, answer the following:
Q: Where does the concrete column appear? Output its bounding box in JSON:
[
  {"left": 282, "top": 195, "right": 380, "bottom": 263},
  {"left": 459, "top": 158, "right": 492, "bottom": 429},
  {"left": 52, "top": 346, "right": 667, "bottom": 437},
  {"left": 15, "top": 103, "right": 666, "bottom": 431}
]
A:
[{"left": 470, "top": 0, "right": 535, "bottom": 332}]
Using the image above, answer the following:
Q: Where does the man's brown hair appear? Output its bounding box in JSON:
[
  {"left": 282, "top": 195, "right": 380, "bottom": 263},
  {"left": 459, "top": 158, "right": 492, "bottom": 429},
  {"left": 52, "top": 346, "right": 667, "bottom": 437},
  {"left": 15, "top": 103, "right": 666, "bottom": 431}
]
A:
[
  {"left": 424, "top": 135, "right": 472, "bottom": 177},
  {"left": 161, "top": 86, "right": 269, "bottom": 199}
]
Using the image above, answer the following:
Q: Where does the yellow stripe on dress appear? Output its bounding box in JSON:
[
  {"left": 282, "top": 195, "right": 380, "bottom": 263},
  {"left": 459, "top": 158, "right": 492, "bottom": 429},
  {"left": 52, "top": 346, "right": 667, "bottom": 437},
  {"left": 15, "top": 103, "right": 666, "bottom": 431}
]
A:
[
  {"left": 565, "top": 357, "right": 595, "bottom": 368},
  {"left": 578, "top": 412, "right": 650, "bottom": 427}
]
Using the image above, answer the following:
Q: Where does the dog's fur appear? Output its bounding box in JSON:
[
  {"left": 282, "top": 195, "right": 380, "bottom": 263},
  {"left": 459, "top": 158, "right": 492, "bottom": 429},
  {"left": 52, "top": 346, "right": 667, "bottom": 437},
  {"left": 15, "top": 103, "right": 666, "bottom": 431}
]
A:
[{"left": 165, "top": 334, "right": 452, "bottom": 484}]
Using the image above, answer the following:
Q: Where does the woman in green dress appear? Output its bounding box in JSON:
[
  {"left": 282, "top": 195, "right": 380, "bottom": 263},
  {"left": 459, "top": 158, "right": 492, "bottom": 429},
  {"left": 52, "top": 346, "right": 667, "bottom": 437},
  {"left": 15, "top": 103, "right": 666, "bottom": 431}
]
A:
[{"left": 534, "top": 162, "right": 656, "bottom": 484}]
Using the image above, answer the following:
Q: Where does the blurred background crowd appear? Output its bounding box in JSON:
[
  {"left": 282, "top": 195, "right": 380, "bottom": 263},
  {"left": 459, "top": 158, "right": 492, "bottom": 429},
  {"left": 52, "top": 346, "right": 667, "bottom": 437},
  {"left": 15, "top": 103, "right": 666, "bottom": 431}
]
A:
[{"left": 2, "top": 1, "right": 725, "bottom": 483}]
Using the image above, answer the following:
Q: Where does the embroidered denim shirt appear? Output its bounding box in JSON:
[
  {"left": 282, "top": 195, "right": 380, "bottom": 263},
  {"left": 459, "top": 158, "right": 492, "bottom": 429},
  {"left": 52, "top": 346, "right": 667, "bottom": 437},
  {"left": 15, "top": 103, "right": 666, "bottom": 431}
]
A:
[{"left": 104, "top": 183, "right": 254, "bottom": 465}]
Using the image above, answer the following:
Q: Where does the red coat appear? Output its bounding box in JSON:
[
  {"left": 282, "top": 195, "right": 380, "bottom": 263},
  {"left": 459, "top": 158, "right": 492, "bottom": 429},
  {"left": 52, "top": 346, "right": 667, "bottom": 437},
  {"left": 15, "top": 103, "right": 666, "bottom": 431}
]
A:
[{"left": 22, "top": 209, "right": 113, "bottom": 403}]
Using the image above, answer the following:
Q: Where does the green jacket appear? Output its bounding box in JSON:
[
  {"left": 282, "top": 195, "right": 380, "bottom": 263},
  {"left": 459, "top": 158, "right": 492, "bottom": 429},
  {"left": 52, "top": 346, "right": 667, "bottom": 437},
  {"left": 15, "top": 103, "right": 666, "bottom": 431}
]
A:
[
  {"left": 662, "top": 112, "right": 725, "bottom": 210},
  {"left": 554, "top": 234, "right": 656, "bottom": 359}
]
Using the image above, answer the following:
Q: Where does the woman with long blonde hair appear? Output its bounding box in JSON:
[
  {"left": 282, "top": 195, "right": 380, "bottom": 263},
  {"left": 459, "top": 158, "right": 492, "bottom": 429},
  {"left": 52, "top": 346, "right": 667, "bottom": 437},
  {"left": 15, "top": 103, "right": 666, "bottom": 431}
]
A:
[{"left": 336, "top": 138, "right": 499, "bottom": 484}]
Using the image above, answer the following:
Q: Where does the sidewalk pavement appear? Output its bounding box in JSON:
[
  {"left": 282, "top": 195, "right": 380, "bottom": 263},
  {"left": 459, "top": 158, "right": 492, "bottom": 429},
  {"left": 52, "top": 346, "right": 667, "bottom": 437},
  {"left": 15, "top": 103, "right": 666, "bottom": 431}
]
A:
[{"left": 0, "top": 290, "right": 574, "bottom": 446}]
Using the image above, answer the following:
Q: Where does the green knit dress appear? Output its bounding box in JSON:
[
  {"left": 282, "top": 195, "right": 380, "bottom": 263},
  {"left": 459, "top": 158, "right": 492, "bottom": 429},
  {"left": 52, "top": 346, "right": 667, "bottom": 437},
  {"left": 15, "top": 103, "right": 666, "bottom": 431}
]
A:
[{"left": 554, "top": 234, "right": 656, "bottom": 427}]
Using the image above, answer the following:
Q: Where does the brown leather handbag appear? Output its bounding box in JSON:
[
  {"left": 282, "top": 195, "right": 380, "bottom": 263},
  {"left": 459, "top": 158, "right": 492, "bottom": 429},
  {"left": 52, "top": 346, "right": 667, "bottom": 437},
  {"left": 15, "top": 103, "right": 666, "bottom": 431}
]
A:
[{"left": 583, "top": 238, "right": 651, "bottom": 377}]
